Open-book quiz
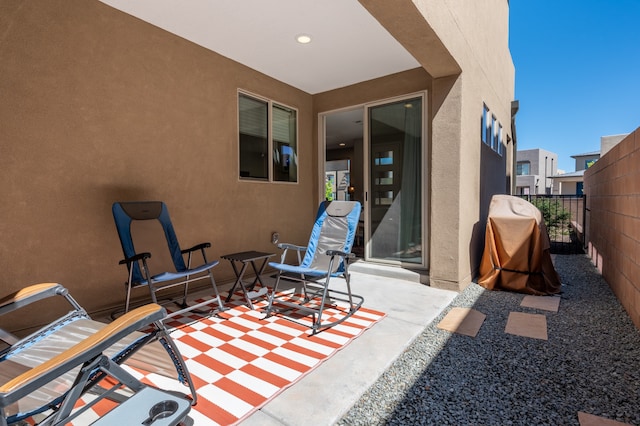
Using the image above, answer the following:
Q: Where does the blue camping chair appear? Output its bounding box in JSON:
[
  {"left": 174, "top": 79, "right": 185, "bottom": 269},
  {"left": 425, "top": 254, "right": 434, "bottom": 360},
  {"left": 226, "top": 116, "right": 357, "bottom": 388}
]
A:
[
  {"left": 112, "top": 201, "right": 225, "bottom": 318},
  {"left": 0, "top": 283, "right": 195, "bottom": 426},
  {"left": 264, "top": 201, "right": 364, "bottom": 334}
]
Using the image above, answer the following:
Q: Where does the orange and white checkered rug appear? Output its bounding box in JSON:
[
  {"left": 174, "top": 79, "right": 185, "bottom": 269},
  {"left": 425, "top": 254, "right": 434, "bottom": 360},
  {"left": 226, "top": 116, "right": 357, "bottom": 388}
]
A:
[{"left": 71, "top": 292, "right": 385, "bottom": 425}]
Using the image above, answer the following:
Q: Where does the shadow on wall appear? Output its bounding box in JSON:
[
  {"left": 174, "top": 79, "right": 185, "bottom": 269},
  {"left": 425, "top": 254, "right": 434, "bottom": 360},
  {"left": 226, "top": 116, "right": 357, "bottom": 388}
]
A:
[
  {"left": 469, "top": 221, "right": 484, "bottom": 281},
  {"left": 471, "top": 141, "right": 508, "bottom": 279},
  {"left": 105, "top": 185, "right": 152, "bottom": 204}
]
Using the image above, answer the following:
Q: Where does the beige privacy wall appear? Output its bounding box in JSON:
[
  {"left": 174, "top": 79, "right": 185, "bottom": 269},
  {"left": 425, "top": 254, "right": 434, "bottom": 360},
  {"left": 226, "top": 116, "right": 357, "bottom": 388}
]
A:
[{"left": 584, "top": 128, "right": 640, "bottom": 329}]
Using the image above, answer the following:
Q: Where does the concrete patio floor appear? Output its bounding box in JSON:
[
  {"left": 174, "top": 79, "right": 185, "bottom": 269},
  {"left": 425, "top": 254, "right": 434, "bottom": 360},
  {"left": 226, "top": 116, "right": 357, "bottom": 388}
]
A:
[{"left": 239, "top": 262, "right": 457, "bottom": 425}]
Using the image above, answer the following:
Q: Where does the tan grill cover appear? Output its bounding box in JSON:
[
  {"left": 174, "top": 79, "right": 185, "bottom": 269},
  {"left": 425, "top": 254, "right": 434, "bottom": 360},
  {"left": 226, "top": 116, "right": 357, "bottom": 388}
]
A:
[{"left": 478, "top": 195, "right": 561, "bottom": 295}]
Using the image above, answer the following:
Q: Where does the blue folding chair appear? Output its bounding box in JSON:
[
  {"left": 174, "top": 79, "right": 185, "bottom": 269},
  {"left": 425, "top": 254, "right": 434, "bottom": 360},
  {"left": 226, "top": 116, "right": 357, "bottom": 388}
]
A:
[
  {"left": 264, "top": 201, "right": 364, "bottom": 334},
  {"left": 112, "top": 201, "right": 225, "bottom": 318}
]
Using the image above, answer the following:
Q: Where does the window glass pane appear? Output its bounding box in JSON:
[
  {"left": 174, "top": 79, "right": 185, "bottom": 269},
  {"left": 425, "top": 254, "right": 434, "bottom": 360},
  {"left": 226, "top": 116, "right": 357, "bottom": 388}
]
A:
[
  {"left": 375, "top": 191, "right": 394, "bottom": 206},
  {"left": 375, "top": 171, "right": 393, "bottom": 185},
  {"left": 481, "top": 105, "right": 488, "bottom": 144},
  {"left": 239, "top": 94, "right": 268, "bottom": 179},
  {"left": 369, "top": 97, "right": 422, "bottom": 263},
  {"left": 491, "top": 115, "right": 497, "bottom": 150},
  {"left": 374, "top": 151, "right": 393, "bottom": 166},
  {"left": 516, "top": 161, "right": 530, "bottom": 175},
  {"left": 273, "top": 104, "right": 297, "bottom": 182}
]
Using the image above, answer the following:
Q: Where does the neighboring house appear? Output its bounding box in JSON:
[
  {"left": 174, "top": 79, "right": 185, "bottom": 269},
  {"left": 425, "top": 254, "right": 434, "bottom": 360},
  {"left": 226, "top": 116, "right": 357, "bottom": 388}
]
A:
[
  {"left": 551, "top": 169, "right": 588, "bottom": 196},
  {"left": 572, "top": 151, "right": 601, "bottom": 171},
  {"left": 515, "top": 149, "right": 558, "bottom": 195},
  {"left": 1, "top": 0, "right": 515, "bottom": 318},
  {"left": 552, "top": 134, "right": 627, "bottom": 195},
  {"left": 552, "top": 151, "right": 600, "bottom": 195},
  {"left": 600, "top": 134, "right": 629, "bottom": 156}
]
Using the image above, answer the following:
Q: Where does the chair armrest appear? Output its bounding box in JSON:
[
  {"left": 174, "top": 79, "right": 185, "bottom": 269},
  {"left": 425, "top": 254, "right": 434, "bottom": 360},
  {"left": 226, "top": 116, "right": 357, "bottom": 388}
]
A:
[
  {"left": 277, "top": 243, "right": 306, "bottom": 252},
  {"left": 0, "top": 284, "right": 64, "bottom": 345},
  {"left": 0, "top": 284, "right": 85, "bottom": 348},
  {"left": 181, "top": 242, "right": 212, "bottom": 266},
  {"left": 276, "top": 243, "right": 307, "bottom": 265},
  {"left": 118, "top": 252, "right": 151, "bottom": 265},
  {"left": 0, "top": 304, "right": 166, "bottom": 400},
  {"left": 181, "top": 242, "right": 211, "bottom": 254},
  {"left": 0, "top": 283, "right": 66, "bottom": 316},
  {"left": 325, "top": 250, "right": 355, "bottom": 259}
]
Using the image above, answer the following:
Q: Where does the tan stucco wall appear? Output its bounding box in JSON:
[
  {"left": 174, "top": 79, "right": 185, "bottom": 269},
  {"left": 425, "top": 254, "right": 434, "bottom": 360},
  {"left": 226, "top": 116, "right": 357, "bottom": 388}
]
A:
[
  {"left": 440, "top": 0, "right": 514, "bottom": 289},
  {"left": 429, "top": 75, "right": 463, "bottom": 287},
  {"left": 0, "top": 0, "right": 317, "bottom": 325},
  {"left": 584, "top": 128, "right": 640, "bottom": 329}
]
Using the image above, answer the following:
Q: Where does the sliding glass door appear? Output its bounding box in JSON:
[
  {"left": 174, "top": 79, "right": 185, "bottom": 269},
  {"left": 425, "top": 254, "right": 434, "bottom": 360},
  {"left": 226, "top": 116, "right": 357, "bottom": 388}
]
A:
[{"left": 367, "top": 96, "right": 423, "bottom": 264}]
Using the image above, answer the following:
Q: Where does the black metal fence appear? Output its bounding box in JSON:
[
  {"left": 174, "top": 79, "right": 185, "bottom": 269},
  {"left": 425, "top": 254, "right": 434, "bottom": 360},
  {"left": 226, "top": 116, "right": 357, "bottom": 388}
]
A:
[{"left": 518, "top": 194, "right": 586, "bottom": 254}]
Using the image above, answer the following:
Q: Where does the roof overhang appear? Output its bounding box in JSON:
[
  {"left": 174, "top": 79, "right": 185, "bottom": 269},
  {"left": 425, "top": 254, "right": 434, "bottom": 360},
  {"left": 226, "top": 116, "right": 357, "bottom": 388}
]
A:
[{"left": 98, "top": 0, "right": 427, "bottom": 94}]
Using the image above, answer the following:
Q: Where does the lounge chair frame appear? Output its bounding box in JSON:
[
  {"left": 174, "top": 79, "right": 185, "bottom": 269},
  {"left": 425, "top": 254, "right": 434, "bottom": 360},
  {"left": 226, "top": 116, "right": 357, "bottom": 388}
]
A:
[
  {"left": 112, "top": 201, "right": 226, "bottom": 318},
  {"left": 0, "top": 283, "right": 196, "bottom": 425},
  {"left": 264, "top": 201, "right": 364, "bottom": 334}
]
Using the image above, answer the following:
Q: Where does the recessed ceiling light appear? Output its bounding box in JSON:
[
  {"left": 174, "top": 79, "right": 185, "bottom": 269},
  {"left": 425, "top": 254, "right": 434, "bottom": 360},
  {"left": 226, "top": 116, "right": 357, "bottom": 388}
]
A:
[
  {"left": 296, "top": 34, "right": 312, "bottom": 44},
  {"left": 339, "top": 143, "right": 346, "bottom": 147}
]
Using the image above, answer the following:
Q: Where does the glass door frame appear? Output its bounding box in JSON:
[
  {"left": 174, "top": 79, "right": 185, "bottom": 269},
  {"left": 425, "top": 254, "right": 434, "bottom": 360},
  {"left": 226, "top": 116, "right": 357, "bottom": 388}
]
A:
[{"left": 318, "top": 91, "right": 429, "bottom": 269}]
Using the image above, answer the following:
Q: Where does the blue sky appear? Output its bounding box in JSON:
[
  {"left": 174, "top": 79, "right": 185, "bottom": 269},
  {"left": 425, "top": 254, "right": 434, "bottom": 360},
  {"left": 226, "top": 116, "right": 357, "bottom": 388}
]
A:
[{"left": 509, "top": 1, "right": 640, "bottom": 172}]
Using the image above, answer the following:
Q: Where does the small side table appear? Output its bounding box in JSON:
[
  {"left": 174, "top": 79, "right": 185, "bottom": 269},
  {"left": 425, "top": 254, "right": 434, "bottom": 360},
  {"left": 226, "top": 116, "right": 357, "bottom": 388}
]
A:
[{"left": 221, "top": 251, "right": 274, "bottom": 309}]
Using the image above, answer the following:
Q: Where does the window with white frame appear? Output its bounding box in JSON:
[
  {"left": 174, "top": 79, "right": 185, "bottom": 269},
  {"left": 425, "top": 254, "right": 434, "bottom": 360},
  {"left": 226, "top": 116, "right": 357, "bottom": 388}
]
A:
[{"left": 238, "top": 92, "right": 298, "bottom": 182}]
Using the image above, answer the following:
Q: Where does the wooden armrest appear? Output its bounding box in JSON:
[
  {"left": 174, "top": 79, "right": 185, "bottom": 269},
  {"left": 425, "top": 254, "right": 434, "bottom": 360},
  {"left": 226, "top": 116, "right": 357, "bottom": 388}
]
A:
[
  {"left": 0, "top": 283, "right": 65, "bottom": 315},
  {"left": 0, "top": 304, "right": 166, "bottom": 396}
]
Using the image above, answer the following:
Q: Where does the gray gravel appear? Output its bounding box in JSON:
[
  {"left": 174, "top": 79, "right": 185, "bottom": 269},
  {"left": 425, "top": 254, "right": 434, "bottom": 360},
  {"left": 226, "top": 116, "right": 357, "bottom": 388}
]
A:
[{"left": 338, "top": 254, "right": 640, "bottom": 425}]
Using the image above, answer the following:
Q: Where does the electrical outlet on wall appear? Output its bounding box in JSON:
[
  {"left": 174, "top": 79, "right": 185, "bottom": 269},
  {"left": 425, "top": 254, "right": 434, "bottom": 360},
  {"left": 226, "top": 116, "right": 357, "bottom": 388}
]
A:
[{"left": 271, "top": 232, "right": 279, "bottom": 244}]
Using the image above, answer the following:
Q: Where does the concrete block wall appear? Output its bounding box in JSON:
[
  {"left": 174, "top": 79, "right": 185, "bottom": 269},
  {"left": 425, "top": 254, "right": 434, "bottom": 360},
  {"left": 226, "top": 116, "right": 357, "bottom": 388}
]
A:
[{"left": 584, "top": 127, "right": 640, "bottom": 329}]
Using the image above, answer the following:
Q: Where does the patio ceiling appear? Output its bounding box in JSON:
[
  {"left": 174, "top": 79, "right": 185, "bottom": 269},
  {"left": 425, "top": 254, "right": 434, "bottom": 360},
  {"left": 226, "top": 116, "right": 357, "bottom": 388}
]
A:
[{"left": 98, "top": 0, "right": 421, "bottom": 95}]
